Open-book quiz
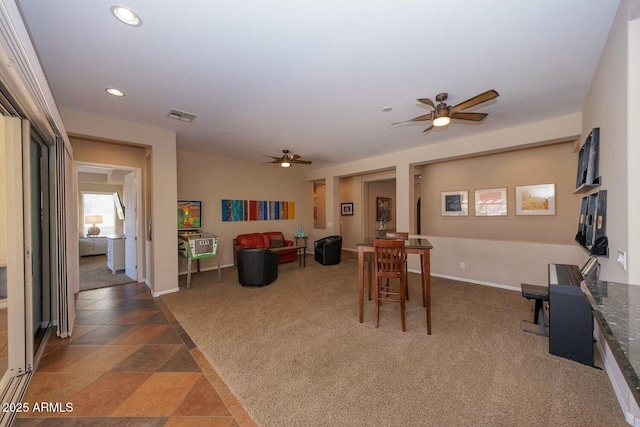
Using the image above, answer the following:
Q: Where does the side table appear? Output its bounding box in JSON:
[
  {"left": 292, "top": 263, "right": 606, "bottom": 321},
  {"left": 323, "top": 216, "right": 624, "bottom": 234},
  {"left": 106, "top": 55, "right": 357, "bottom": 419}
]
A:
[{"left": 294, "top": 236, "right": 308, "bottom": 267}]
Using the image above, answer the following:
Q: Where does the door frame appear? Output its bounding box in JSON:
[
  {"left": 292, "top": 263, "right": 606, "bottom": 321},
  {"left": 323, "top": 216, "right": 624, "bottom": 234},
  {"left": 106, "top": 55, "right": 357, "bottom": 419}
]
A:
[{"left": 75, "top": 161, "right": 143, "bottom": 286}]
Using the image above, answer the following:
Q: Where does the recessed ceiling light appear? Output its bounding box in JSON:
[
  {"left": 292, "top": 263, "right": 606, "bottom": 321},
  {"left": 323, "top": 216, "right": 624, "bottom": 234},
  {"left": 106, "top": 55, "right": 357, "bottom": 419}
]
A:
[
  {"left": 111, "top": 5, "right": 142, "bottom": 27},
  {"left": 105, "top": 88, "right": 125, "bottom": 97},
  {"left": 382, "top": 106, "right": 392, "bottom": 112}
]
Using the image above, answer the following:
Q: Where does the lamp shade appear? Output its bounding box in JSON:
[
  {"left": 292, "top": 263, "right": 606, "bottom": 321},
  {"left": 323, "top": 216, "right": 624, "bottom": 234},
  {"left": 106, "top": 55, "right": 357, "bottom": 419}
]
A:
[{"left": 85, "top": 215, "right": 103, "bottom": 225}]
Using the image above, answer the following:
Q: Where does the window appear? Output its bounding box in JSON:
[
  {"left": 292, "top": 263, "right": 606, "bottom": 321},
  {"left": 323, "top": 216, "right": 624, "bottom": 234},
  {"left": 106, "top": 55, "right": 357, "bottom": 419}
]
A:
[{"left": 82, "top": 192, "right": 117, "bottom": 236}]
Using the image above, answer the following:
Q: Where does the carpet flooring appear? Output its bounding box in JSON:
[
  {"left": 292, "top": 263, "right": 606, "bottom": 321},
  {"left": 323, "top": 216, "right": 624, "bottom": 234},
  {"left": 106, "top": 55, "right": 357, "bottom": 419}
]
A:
[
  {"left": 161, "top": 256, "right": 628, "bottom": 427},
  {"left": 79, "top": 255, "right": 135, "bottom": 291}
]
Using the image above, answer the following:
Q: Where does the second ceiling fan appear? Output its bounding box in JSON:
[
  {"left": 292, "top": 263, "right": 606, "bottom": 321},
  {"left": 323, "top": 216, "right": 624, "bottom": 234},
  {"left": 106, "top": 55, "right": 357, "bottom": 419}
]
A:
[
  {"left": 393, "top": 89, "right": 499, "bottom": 133},
  {"left": 265, "top": 149, "right": 312, "bottom": 167}
]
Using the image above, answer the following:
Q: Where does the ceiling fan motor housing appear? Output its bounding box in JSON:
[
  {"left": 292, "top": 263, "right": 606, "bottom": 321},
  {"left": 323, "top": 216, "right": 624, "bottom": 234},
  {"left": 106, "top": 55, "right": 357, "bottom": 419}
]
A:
[{"left": 436, "top": 104, "right": 450, "bottom": 117}]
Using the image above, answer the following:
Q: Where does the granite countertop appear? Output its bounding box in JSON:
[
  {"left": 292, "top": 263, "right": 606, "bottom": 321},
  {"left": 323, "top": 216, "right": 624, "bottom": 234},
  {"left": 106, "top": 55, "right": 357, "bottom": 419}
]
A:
[{"left": 582, "top": 279, "right": 640, "bottom": 403}]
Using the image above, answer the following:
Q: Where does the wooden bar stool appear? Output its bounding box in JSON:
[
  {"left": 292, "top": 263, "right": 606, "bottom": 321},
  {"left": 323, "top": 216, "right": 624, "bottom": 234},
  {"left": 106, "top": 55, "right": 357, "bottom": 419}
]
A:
[
  {"left": 373, "top": 239, "right": 407, "bottom": 331},
  {"left": 385, "top": 232, "right": 411, "bottom": 301}
]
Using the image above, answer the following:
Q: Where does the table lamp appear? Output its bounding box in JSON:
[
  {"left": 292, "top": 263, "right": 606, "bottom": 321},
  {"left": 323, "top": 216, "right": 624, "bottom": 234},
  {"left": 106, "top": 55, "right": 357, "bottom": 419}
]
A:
[{"left": 85, "top": 214, "right": 103, "bottom": 236}]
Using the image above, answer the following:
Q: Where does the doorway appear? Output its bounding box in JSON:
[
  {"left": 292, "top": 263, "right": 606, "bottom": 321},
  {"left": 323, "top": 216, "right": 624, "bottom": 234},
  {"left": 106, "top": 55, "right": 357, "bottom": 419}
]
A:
[{"left": 76, "top": 162, "right": 143, "bottom": 291}]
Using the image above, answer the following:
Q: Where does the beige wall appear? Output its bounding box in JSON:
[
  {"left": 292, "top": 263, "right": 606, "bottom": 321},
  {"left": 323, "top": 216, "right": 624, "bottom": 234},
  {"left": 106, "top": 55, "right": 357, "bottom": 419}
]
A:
[
  {"left": 62, "top": 108, "right": 178, "bottom": 296},
  {"left": 72, "top": 137, "right": 147, "bottom": 169},
  {"left": 314, "top": 182, "right": 326, "bottom": 230},
  {"left": 338, "top": 170, "right": 399, "bottom": 250},
  {"left": 582, "top": 0, "right": 637, "bottom": 283},
  {"left": 338, "top": 176, "right": 359, "bottom": 249},
  {"left": 177, "top": 150, "right": 313, "bottom": 271},
  {"left": 422, "top": 142, "right": 579, "bottom": 244},
  {"left": 307, "top": 113, "right": 583, "bottom": 286}
]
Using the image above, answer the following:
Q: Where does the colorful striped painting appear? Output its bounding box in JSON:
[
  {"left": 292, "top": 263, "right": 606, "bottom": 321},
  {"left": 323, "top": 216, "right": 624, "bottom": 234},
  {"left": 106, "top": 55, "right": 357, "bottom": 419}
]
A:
[{"left": 222, "top": 199, "right": 295, "bottom": 221}]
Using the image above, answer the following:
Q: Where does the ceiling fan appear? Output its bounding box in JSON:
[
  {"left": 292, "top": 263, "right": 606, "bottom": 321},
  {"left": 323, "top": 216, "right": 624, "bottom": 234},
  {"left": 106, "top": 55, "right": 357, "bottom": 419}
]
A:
[
  {"left": 392, "top": 89, "right": 499, "bottom": 133},
  {"left": 265, "top": 149, "right": 312, "bottom": 167}
]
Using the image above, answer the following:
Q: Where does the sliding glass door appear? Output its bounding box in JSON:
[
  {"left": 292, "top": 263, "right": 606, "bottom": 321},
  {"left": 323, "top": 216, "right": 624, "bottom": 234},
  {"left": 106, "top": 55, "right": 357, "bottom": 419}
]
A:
[
  {"left": 0, "top": 115, "right": 52, "bottom": 398},
  {"left": 27, "top": 132, "right": 51, "bottom": 355},
  {"left": 0, "top": 115, "right": 30, "bottom": 401}
]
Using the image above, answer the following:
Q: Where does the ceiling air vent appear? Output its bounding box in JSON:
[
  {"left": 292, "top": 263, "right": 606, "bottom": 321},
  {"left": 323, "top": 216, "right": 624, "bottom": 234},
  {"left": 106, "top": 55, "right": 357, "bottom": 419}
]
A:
[{"left": 167, "top": 108, "right": 197, "bottom": 122}]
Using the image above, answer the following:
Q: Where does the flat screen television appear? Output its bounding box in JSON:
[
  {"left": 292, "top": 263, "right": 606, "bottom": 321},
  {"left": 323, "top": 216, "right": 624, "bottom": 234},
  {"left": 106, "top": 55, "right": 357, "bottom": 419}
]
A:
[
  {"left": 113, "top": 192, "right": 125, "bottom": 220},
  {"left": 178, "top": 200, "right": 202, "bottom": 230}
]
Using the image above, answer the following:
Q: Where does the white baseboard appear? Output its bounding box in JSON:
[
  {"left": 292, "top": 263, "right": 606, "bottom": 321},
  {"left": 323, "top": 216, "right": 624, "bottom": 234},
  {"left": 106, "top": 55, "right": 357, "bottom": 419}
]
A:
[
  {"left": 594, "top": 321, "right": 640, "bottom": 426},
  {"left": 152, "top": 286, "right": 180, "bottom": 297},
  {"left": 428, "top": 273, "right": 521, "bottom": 292}
]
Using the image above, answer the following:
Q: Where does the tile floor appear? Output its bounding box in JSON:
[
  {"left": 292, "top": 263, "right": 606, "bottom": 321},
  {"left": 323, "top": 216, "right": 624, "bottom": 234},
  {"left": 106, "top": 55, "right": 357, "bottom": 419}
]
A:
[{"left": 15, "top": 281, "right": 256, "bottom": 426}]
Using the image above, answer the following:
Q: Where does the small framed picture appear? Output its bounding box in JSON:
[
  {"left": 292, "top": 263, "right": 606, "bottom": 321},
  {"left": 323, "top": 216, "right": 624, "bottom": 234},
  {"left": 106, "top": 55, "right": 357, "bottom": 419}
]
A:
[
  {"left": 474, "top": 188, "right": 507, "bottom": 216},
  {"left": 376, "top": 197, "right": 391, "bottom": 221},
  {"left": 441, "top": 191, "right": 468, "bottom": 216},
  {"left": 515, "top": 184, "right": 555, "bottom": 215},
  {"left": 341, "top": 202, "right": 354, "bottom": 216}
]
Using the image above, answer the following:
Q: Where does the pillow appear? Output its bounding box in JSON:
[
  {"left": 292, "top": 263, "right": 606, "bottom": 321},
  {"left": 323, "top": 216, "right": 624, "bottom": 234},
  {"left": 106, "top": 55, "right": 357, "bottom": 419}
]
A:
[{"left": 270, "top": 238, "right": 285, "bottom": 248}]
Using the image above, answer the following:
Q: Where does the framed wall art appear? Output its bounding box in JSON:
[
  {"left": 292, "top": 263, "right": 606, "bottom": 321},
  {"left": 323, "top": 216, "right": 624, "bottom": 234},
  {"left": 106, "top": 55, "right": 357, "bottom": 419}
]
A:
[
  {"left": 474, "top": 188, "right": 507, "bottom": 216},
  {"left": 441, "top": 191, "right": 468, "bottom": 216},
  {"left": 515, "top": 184, "right": 555, "bottom": 215},
  {"left": 376, "top": 197, "right": 391, "bottom": 221},
  {"left": 341, "top": 202, "right": 354, "bottom": 216}
]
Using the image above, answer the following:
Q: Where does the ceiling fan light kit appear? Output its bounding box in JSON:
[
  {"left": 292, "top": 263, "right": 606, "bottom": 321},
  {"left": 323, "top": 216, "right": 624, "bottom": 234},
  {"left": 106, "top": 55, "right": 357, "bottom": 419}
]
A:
[
  {"left": 393, "top": 89, "right": 499, "bottom": 133},
  {"left": 432, "top": 116, "right": 450, "bottom": 127}
]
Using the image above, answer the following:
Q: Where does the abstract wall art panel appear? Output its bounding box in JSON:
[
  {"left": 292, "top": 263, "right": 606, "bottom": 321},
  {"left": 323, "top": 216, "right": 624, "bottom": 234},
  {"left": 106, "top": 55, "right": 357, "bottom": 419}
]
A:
[{"left": 222, "top": 199, "right": 295, "bottom": 222}]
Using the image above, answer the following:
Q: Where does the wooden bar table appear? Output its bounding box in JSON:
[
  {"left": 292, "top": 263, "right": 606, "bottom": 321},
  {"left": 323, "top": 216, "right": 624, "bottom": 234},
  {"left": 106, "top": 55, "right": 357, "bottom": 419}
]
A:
[{"left": 356, "top": 237, "right": 434, "bottom": 334}]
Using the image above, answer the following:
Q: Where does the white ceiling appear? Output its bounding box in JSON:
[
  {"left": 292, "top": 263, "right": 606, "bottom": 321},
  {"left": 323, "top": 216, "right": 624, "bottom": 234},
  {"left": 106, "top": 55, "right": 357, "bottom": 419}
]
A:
[{"left": 17, "top": 1, "right": 620, "bottom": 168}]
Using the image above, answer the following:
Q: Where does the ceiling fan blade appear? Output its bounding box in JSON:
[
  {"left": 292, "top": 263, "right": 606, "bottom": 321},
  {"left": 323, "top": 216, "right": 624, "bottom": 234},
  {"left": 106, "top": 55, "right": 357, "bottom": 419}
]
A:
[
  {"left": 289, "top": 154, "right": 301, "bottom": 161},
  {"left": 292, "top": 160, "right": 312, "bottom": 164},
  {"left": 391, "top": 113, "right": 433, "bottom": 125},
  {"left": 451, "top": 112, "right": 488, "bottom": 121},
  {"left": 417, "top": 98, "right": 435, "bottom": 109},
  {"left": 422, "top": 124, "right": 434, "bottom": 133},
  {"left": 451, "top": 89, "right": 499, "bottom": 113}
]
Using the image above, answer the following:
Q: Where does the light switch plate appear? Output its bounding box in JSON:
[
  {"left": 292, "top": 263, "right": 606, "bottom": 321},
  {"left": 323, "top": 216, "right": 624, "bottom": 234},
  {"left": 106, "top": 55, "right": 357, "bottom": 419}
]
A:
[{"left": 617, "top": 249, "right": 627, "bottom": 270}]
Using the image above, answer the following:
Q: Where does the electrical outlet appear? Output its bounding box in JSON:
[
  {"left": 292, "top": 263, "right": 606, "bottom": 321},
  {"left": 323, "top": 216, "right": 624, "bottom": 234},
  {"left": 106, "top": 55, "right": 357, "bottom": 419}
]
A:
[{"left": 459, "top": 262, "right": 465, "bottom": 269}]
